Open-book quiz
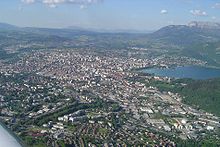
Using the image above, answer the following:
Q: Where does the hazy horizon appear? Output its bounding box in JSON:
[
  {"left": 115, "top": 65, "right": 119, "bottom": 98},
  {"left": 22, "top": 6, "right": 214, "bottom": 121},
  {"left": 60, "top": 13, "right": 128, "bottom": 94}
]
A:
[{"left": 1, "top": 0, "right": 220, "bottom": 30}]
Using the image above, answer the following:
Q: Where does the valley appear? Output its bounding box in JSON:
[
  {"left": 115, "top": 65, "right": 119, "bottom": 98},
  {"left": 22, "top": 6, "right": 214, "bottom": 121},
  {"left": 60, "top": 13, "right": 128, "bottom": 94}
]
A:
[{"left": 0, "top": 21, "right": 220, "bottom": 146}]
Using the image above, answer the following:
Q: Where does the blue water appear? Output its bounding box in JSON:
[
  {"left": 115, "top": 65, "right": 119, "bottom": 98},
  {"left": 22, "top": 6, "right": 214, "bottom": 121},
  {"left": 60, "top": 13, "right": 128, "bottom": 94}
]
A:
[{"left": 142, "top": 66, "right": 220, "bottom": 80}]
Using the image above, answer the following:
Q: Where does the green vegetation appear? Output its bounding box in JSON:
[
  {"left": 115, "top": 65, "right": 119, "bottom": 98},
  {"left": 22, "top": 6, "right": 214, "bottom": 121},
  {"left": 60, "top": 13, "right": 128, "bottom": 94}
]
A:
[
  {"left": 97, "top": 128, "right": 108, "bottom": 136},
  {"left": 148, "top": 78, "right": 220, "bottom": 117},
  {"left": 175, "top": 137, "right": 220, "bottom": 147},
  {"left": 28, "top": 99, "right": 121, "bottom": 126},
  {"left": 20, "top": 135, "right": 47, "bottom": 147},
  {"left": 176, "top": 78, "right": 220, "bottom": 117}
]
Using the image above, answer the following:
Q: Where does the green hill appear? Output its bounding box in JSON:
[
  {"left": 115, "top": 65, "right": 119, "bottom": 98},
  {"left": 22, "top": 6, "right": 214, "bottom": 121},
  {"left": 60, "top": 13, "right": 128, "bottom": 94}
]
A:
[
  {"left": 153, "top": 78, "right": 220, "bottom": 117},
  {"left": 177, "top": 78, "right": 220, "bottom": 116}
]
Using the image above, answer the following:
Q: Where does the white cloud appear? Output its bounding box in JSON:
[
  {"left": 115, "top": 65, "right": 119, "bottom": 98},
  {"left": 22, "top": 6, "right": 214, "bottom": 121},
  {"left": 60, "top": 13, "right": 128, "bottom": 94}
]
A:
[
  {"left": 22, "top": 0, "right": 35, "bottom": 4},
  {"left": 80, "top": 5, "right": 87, "bottom": 9},
  {"left": 212, "top": 3, "right": 220, "bottom": 9},
  {"left": 212, "top": 16, "right": 216, "bottom": 20},
  {"left": 190, "top": 9, "right": 207, "bottom": 16},
  {"left": 21, "top": 0, "right": 103, "bottom": 8},
  {"left": 160, "top": 9, "right": 168, "bottom": 14}
]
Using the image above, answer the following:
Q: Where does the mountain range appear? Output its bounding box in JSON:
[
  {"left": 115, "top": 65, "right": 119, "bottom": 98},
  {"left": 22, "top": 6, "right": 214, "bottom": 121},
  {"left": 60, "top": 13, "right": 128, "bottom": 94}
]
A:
[{"left": 0, "top": 21, "right": 220, "bottom": 66}]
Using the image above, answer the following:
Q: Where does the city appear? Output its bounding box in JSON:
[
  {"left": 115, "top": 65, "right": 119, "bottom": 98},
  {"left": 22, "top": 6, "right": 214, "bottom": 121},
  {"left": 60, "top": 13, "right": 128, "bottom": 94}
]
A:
[
  {"left": 0, "top": 48, "right": 220, "bottom": 146},
  {"left": 1, "top": 0, "right": 220, "bottom": 147}
]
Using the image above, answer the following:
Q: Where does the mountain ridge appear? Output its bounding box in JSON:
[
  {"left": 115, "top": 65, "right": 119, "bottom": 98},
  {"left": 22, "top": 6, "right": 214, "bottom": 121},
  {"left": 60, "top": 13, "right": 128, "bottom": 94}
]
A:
[
  {"left": 188, "top": 21, "right": 220, "bottom": 29},
  {"left": 0, "top": 21, "right": 220, "bottom": 67},
  {"left": 0, "top": 22, "right": 19, "bottom": 30},
  {"left": 1, "top": 21, "right": 220, "bottom": 34}
]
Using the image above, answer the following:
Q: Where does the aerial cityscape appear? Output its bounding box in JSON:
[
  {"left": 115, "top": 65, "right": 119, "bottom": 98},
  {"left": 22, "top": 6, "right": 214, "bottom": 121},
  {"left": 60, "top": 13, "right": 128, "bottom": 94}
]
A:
[{"left": 1, "top": 0, "right": 220, "bottom": 147}]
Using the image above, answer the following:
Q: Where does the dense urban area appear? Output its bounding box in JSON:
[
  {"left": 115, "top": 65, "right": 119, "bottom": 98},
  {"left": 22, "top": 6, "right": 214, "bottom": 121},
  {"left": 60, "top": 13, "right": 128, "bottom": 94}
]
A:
[{"left": 1, "top": 21, "right": 220, "bottom": 147}]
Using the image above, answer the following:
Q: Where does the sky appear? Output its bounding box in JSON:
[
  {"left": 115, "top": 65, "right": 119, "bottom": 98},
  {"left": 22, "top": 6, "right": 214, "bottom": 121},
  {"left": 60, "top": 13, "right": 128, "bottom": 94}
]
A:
[{"left": 0, "top": 0, "right": 220, "bottom": 30}]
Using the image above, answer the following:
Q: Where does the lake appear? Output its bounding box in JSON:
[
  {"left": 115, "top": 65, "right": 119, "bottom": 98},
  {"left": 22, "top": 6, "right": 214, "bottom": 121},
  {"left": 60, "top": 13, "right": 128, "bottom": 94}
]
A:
[
  {"left": 141, "top": 66, "right": 220, "bottom": 80},
  {"left": 0, "top": 123, "right": 22, "bottom": 147}
]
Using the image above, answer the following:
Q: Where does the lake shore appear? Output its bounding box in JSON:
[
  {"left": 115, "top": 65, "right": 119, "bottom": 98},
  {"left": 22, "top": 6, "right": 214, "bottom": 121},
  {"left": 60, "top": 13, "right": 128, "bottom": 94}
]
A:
[{"left": 138, "top": 65, "right": 220, "bottom": 80}]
